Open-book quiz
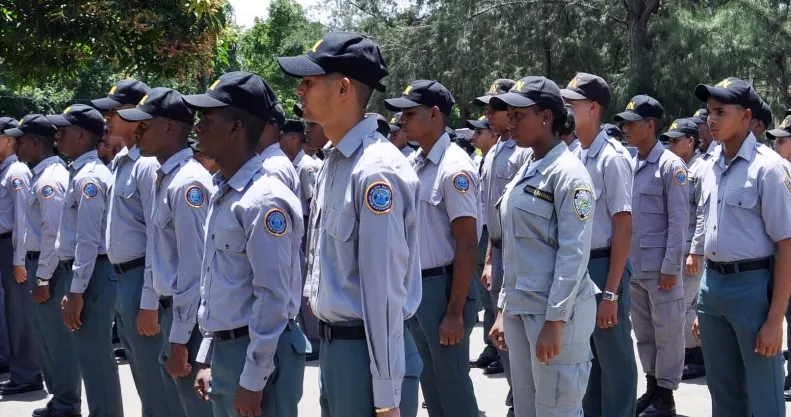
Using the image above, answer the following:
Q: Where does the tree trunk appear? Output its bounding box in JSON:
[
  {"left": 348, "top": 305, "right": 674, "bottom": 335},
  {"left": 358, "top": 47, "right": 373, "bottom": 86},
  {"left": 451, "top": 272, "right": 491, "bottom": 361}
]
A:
[{"left": 625, "top": 0, "right": 660, "bottom": 95}]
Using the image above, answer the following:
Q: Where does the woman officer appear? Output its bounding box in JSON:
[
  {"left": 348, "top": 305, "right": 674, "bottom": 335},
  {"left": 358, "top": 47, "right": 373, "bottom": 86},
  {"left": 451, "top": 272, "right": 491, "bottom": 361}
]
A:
[{"left": 488, "top": 76, "right": 598, "bottom": 417}]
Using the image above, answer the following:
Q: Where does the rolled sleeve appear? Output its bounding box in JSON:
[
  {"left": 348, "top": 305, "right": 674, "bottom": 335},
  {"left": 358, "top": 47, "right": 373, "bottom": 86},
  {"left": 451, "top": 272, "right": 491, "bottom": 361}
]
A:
[
  {"left": 36, "top": 180, "right": 67, "bottom": 279},
  {"left": 70, "top": 178, "right": 107, "bottom": 293},
  {"left": 548, "top": 176, "right": 594, "bottom": 322},
  {"left": 761, "top": 163, "right": 791, "bottom": 242},
  {"left": 662, "top": 161, "right": 689, "bottom": 276}
]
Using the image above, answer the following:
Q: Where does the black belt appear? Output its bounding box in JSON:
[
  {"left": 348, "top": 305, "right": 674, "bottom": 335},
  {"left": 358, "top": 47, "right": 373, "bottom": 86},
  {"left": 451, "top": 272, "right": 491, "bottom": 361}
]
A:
[
  {"left": 26, "top": 251, "right": 41, "bottom": 261},
  {"left": 0, "top": 232, "right": 11, "bottom": 241},
  {"left": 113, "top": 257, "right": 145, "bottom": 276},
  {"left": 159, "top": 296, "right": 173, "bottom": 310},
  {"left": 318, "top": 321, "right": 366, "bottom": 341},
  {"left": 707, "top": 258, "right": 772, "bottom": 275},
  {"left": 491, "top": 239, "right": 502, "bottom": 249},
  {"left": 213, "top": 326, "right": 249, "bottom": 341},
  {"left": 422, "top": 264, "right": 453, "bottom": 279},
  {"left": 59, "top": 254, "right": 108, "bottom": 271},
  {"left": 590, "top": 248, "right": 611, "bottom": 260}
]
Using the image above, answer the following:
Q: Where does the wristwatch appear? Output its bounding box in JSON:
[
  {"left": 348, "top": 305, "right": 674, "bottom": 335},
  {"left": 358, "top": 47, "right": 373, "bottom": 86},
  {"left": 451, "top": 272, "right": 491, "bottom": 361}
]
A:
[
  {"left": 375, "top": 407, "right": 395, "bottom": 414},
  {"left": 603, "top": 291, "right": 619, "bottom": 301},
  {"left": 36, "top": 279, "right": 49, "bottom": 287}
]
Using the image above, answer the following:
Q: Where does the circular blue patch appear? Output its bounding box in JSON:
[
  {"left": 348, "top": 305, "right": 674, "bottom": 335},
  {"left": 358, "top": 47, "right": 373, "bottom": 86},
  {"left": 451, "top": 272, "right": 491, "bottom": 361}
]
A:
[
  {"left": 41, "top": 185, "right": 54, "bottom": 199},
  {"left": 453, "top": 173, "right": 470, "bottom": 193},
  {"left": 366, "top": 182, "right": 393, "bottom": 214},
  {"left": 11, "top": 177, "right": 22, "bottom": 191},
  {"left": 265, "top": 209, "right": 288, "bottom": 236},
  {"left": 82, "top": 182, "right": 99, "bottom": 199},
  {"left": 674, "top": 168, "right": 687, "bottom": 185},
  {"left": 185, "top": 185, "right": 204, "bottom": 208}
]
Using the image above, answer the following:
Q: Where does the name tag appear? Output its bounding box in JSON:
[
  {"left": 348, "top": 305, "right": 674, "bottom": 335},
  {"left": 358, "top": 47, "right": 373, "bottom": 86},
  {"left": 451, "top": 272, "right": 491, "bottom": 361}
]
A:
[{"left": 523, "top": 185, "right": 554, "bottom": 203}]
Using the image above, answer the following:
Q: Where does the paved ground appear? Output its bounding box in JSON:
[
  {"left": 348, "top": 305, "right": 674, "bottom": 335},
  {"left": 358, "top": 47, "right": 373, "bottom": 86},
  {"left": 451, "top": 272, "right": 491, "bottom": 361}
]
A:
[{"left": 0, "top": 319, "right": 787, "bottom": 417}]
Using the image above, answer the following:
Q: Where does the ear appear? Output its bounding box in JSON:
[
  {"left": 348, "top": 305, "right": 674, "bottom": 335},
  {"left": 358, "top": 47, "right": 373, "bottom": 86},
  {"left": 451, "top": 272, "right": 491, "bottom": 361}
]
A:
[{"left": 339, "top": 77, "right": 352, "bottom": 100}]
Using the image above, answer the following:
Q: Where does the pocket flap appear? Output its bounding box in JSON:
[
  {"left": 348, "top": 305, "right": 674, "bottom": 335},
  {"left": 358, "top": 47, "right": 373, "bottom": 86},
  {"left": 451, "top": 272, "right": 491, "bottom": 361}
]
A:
[
  {"left": 639, "top": 233, "right": 666, "bottom": 248},
  {"left": 214, "top": 229, "right": 246, "bottom": 252},
  {"left": 324, "top": 210, "right": 356, "bottom": 242},
  {"left": 515, "top": 273, "right": 552, "bottom": 292},
  {"left": 513, "top": 197, "right": 553, "bottom": 219},
  {"left": 419, "top": 186, "right": 442, "bottom": 205},
  {"left": 724, "top": 190, "right": 758, "bottom": 209},
  {"left": 154, "top": 206, "right": 171, "bottom": 228},
  {"left": 640, "top": 183, "right": 664, "bottom": 196},
  {"left": 118, "top": 177, "right": 136, "bottom": 199},
  {"left": 289, "top": 328, "right": 311, "bottom": 355}
]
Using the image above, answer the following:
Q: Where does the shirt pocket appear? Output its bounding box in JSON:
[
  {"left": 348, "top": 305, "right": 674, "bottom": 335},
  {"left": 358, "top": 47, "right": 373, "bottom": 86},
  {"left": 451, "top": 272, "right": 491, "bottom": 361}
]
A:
[
  {"left": 323, "top": 209, "right": 357, "bottom": 277},
  {"left": 724, "top": 189, "right": 759, "bottom": 211},
  {"left": 495, "top": 157, "right": 516, "bottom": 180},
  {"left": 117, "top": 175, "right": 137, "bottom": 199},
  {"left": 638, "top": 232, "right": 666, "bottom": 272},
  {"left": 419, "top": 184, "right": 442, "bottom": 206},
  {"left": 639, "top": 183, "right": 665, "bottom": 215},
  {"left": 512, "top": 197, "right": 553, "bottom": 240},
  {"left": 154, "top": 204, "right": 171, "bottom": 229},
  {"left": 214, "top": 228, "right": 247, "bottom": 253},
  {"left": 323, "top": 209, "right": 357, "bottom": 242}
]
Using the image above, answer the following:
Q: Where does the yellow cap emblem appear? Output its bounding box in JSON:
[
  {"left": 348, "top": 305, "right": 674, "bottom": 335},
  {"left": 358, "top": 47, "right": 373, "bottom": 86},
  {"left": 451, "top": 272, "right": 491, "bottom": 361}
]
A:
[
  {"left": 311, "top": 39, "right": 323, "bottom": 53},
  {"left": 568, "top": 77, "right": 579, "bottom": 88},
  {"left": 488, "top": 82, "right": 497, "bottom": 94},
  {"left": 139, "top": 95, "right": 148, "bottom": 105},
  {"left": 670, "top": 122, "right": 678, "bottom": 129},
  {"left": 716, "top": 79, "right": 732, "bottom": 88},
  {"left": 626, "top": 101, "right": 636, "bottom": 110},
  {"left": 513, "top": 80, "right": 525, "bottom": 91},
  {"left": 63, "top": 106, "right": 72, "bottom": 114},
  {"left": 109, "top": 86, "right": 117, "bottom": 95},
  {"left": 403, "top": 85, "right": 413, "bottom": 95},
  {"left": 208, "top": 79, "right": 221, "bottom": 90}
]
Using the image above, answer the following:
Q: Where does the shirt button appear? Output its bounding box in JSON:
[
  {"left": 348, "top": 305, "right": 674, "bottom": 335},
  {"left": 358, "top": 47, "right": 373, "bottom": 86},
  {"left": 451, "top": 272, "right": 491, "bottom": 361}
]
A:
[
  {"left": 713, "top": 226, "right": 716, "bottom": 230},
  {"left": 211, "top": 234, "right": 215, "bottom": 240},
  {"left": 225, "top": 244, "right": 229, "bottom": 249},
  {"left": 201, "top": 300, "right": 206, "bottom": 305},
  {"left": 713, "top": 252, "right": 716, "bottom": 256},
  {"left": 738, "top": 202, "right": 742, "bottom": 206},
  {"left": 206, "top": 267, "right": 209, "bottom": 272}
]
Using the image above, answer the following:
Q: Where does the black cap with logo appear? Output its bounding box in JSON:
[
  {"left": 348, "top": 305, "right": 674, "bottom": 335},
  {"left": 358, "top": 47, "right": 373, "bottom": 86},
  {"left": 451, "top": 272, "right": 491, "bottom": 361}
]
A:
[
  {"left": 473, "top": 79, "right": 517, "bottom": 107},
  {"left": 269, "top": 103, "right": 286, "bottom": 127},
  {"left": 660, "top": 118, "right": 698, "bottom": 141},
  {"left": 278, "top": 32, "right": 389, "bottom": 92},
  {"left": 614, "top": 95, "right": 664, "bottom": 122},
  {"left": 767, "top": 115, "right": 791, "bottom": 139},
  {"left": 690, "top": 108, "right": 709, "bottom": 124},
  {"left": 0, "top": 117, "right": 19, "bottom": 134},
  {"left": 602, "top": 123, "right": 624, "bottom": 140},
  {"left": 45, "top": 105, "right": 105, "bottom": 137},
  {"left": 116, "top": 87, "right": 195, "bottom": 124},
  {"left": 6, "top": 114, "right": 57, "bottom": 137},
  {"left": 560, "top": 73, "right": 612, "bottom": 108},
  {"left": 182, "top": 71, "right": 276, "bottom": 121},
  {"left": 489, "top": 76, "right": 565, "bottom": 112},
  {"left": 91, "top": 79, "right": 151, "bottom": 111},
  {"left": 389, "top": 112, "right": 402, "bottom": 133},
  {"left": 282, "top": 119, "right": 306, "bottom": 134},
  {"left": 466, "top": 116, "right": 490, "bottom": 130},
  {"left": 694, "top": 77, "right": 762, "bottom": 112},
  {"left": 754, "top": 100, "right": 773, "bottom": 129},
  {"left": 384, "top": 80, "right": 455, "bottom": 116},
  {"left": 365, "top": 113, "right": 390, "bottom": 136}
]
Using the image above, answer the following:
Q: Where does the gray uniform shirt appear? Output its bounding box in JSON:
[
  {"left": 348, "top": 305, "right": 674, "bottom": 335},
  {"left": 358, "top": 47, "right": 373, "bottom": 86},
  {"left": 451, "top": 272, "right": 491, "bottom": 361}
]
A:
[
  {"left": 482, "top": 137, "right": 533, "bottom": 241},
  {"left": 24, "top": 156, "right": 68, "bottom": 279},
  {"left": 0, "top": 154, "right": 32, "bottom": 266},
  {"left": 106, "top": 146, "right": 159, "bottom": 305},
  {"left": 145, "top": 148, "right": 214, "bottom": 343},
  {"left": 293, "top": 150, "right": 320, "bottom": 216},
  {"left": 684, "top": 154, "right": 707, "bottom": 255},
  {"left": 304, "top": 116, "right": 421, "bottom": 409},
  {"left": 630, "top": 141, "right": 689, "bottom": 278},
  {"left": 260, "top": 142, "right": 301, "bottom": 201},
  {"left": 574, "top": 130, "right": 634, "bottom": 250},
  {"left": 410, "top": 133, "right": 481, "bottom": 269},
  {"left": 56, "top": 151, "right": 112, "bottom": 293},
  {"left": 197, "top": 155, "right": 303, "bottom": 392},
  {"left": 496, "top": 142, "right": 596, "bottom": 322},
  {"left": 700, "top": 133, "right": 791, "bottom": 262}
]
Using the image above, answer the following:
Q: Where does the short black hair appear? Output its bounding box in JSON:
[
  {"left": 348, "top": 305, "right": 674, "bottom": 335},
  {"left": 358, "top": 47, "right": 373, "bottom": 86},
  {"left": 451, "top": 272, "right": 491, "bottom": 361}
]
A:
[
  {"left": 27, "top": 133, "right": 57, "bottom": 150},
  {"left": 560, "top": 105, "right": 576, "bottom": 137},
  {"left": 216, "top": 106, "right": 266, "bottom": 149}
]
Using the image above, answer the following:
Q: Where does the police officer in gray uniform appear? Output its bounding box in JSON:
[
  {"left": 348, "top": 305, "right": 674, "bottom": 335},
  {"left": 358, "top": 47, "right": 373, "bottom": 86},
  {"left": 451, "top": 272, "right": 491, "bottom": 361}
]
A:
[
  {"left": 92, "top": 79, "right": 178, "bottom": 417},
  {"left": 561, "top": 73, "right": 638, "bottom": 417},
  {"left": 385, "top": 80, "right": 481, "bottom": 417},
  {"left": 751, "top": 100, "right": 773, "bottom": 141},
  {"left": 617, "top": 95, "right": 689, "bottom": 417},
  {"left": 256, "top": 101, "right": 301, "bottom": 199},
  {"left": 692, "top": 77, "right": 791, "bottom": 417},
  {"left": 117, "top": 87, "right": 215, "bottom": 417},
  {"left": 389, "top": 112, "right": 416, "bottom": 159},
  {"left": 278, "top": 32, "right": 422, "bottom": 417},
  {"left": 185, "top": 71, "right": 308, "bottom": 417},
  {"left": 662, "top": 119, "right": 708, "bottom": 381},
  {"left": 487, "top": 76, "right": 597, "bottom": 417},
  {"left": 13, "top": 114, "right": 81, "bottom": 416},
  {"left": 691, "top": 109, "right": 717, "bottom": 163},
  {"left": 0, "top": 116, "right": 43, "bottom": 397},
  {"left": 48, "top": 104, "right": 123, "bottom": 417}
]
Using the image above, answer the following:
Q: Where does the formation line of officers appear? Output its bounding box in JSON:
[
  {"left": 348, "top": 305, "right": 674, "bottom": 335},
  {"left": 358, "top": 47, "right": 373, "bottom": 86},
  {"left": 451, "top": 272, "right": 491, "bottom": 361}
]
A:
[{"left": 0, "top": 30, "right": 790, "bottom": 417}]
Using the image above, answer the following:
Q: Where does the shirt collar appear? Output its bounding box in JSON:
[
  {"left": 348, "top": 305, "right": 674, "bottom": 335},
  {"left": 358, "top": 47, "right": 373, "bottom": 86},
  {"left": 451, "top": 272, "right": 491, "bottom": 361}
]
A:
[
  {"left": 33, "top": 155, "right": 64, "bottom": 175},
  {"left": 645, "top": 140, "right": 665, "bottom": 163},
  {"left": 293, "top": 150, "right": 306, "bottom": 167},
  {"left": 535, "top": 142, "right": 567, "bottom": 176},
  {"left": 336, "top": 115, "right": 378, "bottom": 158},
  {"left": 734, "top": 133, "right": 758, "bottom": 163},
  {"left": 160, "top": 148, "right": 193, "bottom": 175},
  {"left": 125, "top": 145, "right": 141, "bottom": 161},
  {"left": 0, "top": 154, "right": 18, "bottom": 172},
  {"left": 423, "top": 133, "right": 451, "bottom": 165},
  {"left": 215, "top": 155, "right": 263, "bottom": 192},
  {"left": 586, "top": 129, "right": 609, "bottom": 158},
  {"left": 260, "top": 142, "right": 282, "bottom": 159},
  {"left": 70, "top": 150, "right": 99, "bottom": 171}
]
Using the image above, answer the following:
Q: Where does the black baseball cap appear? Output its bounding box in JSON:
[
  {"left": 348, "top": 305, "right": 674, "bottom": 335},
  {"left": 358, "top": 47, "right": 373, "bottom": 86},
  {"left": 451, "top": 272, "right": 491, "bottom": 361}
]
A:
[
  {"left": 560, "top": 73, "right": 612, "bottom": 108},
  {"left": 455, "top": 128, "right": 473, "bottom": 142},
  {"left": 282, "top": 119, "right": 305, "bottom": 134},
  {"left": 6, "top": 114, "right": 57, "bottom": 137},
  {"left": 91, "top": 79, "right": 151, "bottom": 110},
  {"left": 489, "top": 76, "right": 565, "bottom": 112},
  {"left": 0, "top": 117, "right": 19, "bottom": 134},
  {"left": 366, "top": 113, "right": 390, "bottom": 136},
  {"left": 466, "top": 116, "right": 490, "bottom": 130},
  {"left": 473, "top": 79, "right": 517, "bottom": 107},
  {"left": 614, "top": 95, "right": 664, "bottom": 122},
  {"left": 389, "top": 112, "right": 402, "bottom": 132},
  {"left": 767, "top": 116, "right": 791, "bottom": 138},
  {"left": 602, "top": 123, "right": 624, "bottom": 140},
  {"left": 268, "top": 103, "right": 286, "bottom": 127},
  {"left": 182, "top": 71, "right": 276, "bottom": 121},
  {"left": 694, "top": 77, "right": 762, "bottom": 111},
  {"left": 117, "top": 87, "right": 195, "bottom": 124},
  {"left": 660, "top": 118, "right": 698, "bottom": 141},
  {"left": 45, "top": 105, "right": 105, "bottom": 137},
  {"left": 445, "top": 126, "right": 457, "bottom": 141},
  {"left": 690, "top": 108, "right": 709, "bottom": 124},
  {"left": 293, "top": 103, "right": 303, "bottom": 118},
  {"left": 278, "top": 32, "right": 389, "bottom": 91},
  {"left": 384, "top": 80, "right": 455, "bottom": 116},
  {"left": 754, "top": 100, "right": 773, "bottom": 128}
]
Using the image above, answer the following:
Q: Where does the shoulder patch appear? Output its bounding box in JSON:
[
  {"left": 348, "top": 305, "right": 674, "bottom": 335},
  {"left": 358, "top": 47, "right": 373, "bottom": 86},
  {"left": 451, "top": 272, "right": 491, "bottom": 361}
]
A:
[
  {"left": 264, "top": 208, "right": 288, "bottom": 236},
  {"left": 184, "top": 185, "right": 205, "bottom": 208},
  {"left": 674, "top": 168, "right": 687, "bottom": 186},
  {"left": 452, "top": 173, "right": 471, "bottom": 193},
  {"left": 82, "top": 182, "right": 99, "bottom": 199},
  {"left": 41, "top": 185, "right": 55, "bottom": 199},
  {"left": 572, "top": 188, "right": 594, "bottom": 220},
  {"left": 523, "top": 185, "right": 554, "bottom": 203},
  {"left": 785, "top": 172, "right": 791, "bottom": 193},
  {"left": 366, "top": 181, "right": 393, "bottom": 214},
  {"left": 10, "top": 176, "right": 22, "bottom": 190}
]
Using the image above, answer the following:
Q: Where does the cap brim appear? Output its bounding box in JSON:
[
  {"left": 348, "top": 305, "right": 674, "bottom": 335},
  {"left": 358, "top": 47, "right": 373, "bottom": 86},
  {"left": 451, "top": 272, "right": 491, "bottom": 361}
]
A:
[
  {"left": 560, "top": 89, "right": 587, "bottom": 100},
  {"left": 614, "top": 111, "right": 643, "bottom": 122},
  {"left": 117, "top": 107, "right": 154, "bottom": 122},
  {"left": 46, "top": 115, "right": 72, "bottom": 127},
  {"left": 691, "top": 116, "right": 707, "bottom": 124},
  {"left": 91, "top": 97, "right": 123, "bottom": 110},
  {"left": 473, "top": 95, "right": 493, "bottom": 107},
  {"left": 182, "top": 94, "right": 229, "bottom": 110},
  {"left": 767, "top": 128, "right": 791, "bottom": 138},
  {"left": 695, "top": 84, "right": 739, "bottom": 104},
  {"left": 659, "top": 131, "right": 686, "bottom": 140},
  {"left": 389, "top": 124, "right": 400, "bottom": 133},
  {"left": 384, "top": 97, "right": 422, "bottom": 112},
  {"left": 3, "top": 128, "right": 24, "bottom": 137},
  {"left": 277, "top": 55, "right": 327, "bottom": 78},
  {"left": 489, "top": 92, "right": 537, "bottom": 111},
  {"left": 466, "top": 120, "right": 488, "bottom": 130}
]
